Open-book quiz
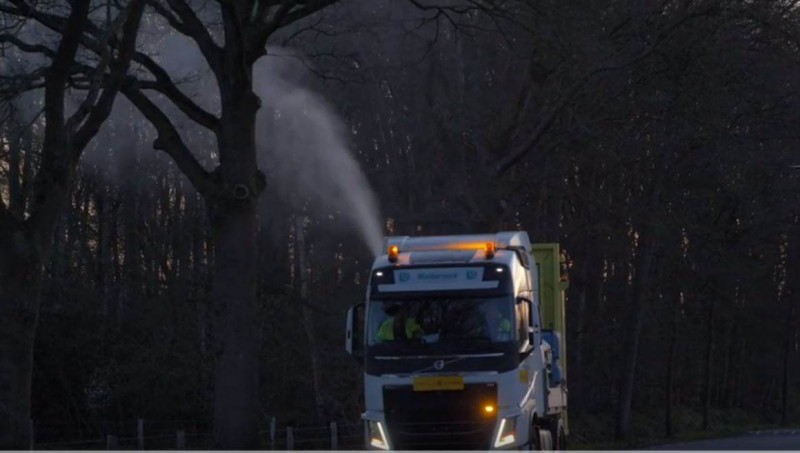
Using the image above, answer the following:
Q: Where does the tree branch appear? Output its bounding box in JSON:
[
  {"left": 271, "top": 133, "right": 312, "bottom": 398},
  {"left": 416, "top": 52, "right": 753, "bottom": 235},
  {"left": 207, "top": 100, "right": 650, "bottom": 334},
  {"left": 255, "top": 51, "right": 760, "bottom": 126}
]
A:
[
  {"left": 0, "top": 33, "right": 56, "bottom": 57},
  {"left": 0, "top": 197, "right": 12, "bottom": 229},
  {"left": 64, "top": 44, "right": 115, "bottom": 136},
  {"left": 147, "top": 0, "right": 185, "bottom": 31},
  {"left": 494, "top": 74, "right": 588, "bottom": 176},
  {"left": 277, "top": 1, "right": 337, "bottom": 32},
  {"left": 3, "top": 0, "right": 218, "bottom": 129},
  {"left": 250, "top": 0, "right": 284, "bottom": 28},
  {"left": 132, "top": 52, "right": 220, "bottom": 132},
  {"left": 157, "top": 0, "right": 223, "bottom": 76},
  {"left": 72, "top": 0, "right": 147, "bottom": 151},
  {"left": 0, "top": 70, "right": 48, "bottom": 98},
  {"left": 257, "top": 0, "right": 295, "bottom": 35},
  {"left": 6, "top": 121, "right": 24, "bottom": 218},
  {"left": 494, "top": 6, "right": 724, "bottom": 175},
  {"left": 44, "top": 0, "right": 90, "bottom": 98},
  {"left": 1, "top": 0, "right": 108, "bottom": 59},
  {"left": 26, "top": 0, "right": 90, "bottom": 182},
  {"left": 122, "top": 83, "right": 217, "bottom": 197},
  {"left": 405, "top": 0, "right": 473, "bottom": 14},
  {"left": 3, "top": 0, "right": 221, "bottom": 136},
  {"left": 25, "top": 0, "right": 92, "bottom": 243},
  {"left": 62, "top": 3, "right": 135, "bottom": 131},
  {"left": 249, "top": 0, "right": 336, "bottom": 64}
]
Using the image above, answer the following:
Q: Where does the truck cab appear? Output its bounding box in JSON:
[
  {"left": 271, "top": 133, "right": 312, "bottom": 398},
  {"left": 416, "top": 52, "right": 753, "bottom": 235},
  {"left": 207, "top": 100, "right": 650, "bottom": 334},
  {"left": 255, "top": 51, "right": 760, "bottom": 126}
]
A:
[{"left": 346, "top": 232, "right": 567, "bottom": 450}]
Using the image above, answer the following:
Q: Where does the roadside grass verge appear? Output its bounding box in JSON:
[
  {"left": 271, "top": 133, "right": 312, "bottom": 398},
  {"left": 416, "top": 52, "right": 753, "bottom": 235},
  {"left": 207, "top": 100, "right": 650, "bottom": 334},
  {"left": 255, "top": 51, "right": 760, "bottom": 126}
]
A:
[{"left": 568, "top": 407, "right": 797, "bottom": 450}]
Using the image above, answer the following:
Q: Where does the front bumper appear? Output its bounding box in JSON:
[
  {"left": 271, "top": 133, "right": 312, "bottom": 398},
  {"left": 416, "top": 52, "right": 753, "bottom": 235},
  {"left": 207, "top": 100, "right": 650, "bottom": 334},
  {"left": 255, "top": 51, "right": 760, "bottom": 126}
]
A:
[{"left": 363, "top": 413, "right": 528, "bottom": 450}]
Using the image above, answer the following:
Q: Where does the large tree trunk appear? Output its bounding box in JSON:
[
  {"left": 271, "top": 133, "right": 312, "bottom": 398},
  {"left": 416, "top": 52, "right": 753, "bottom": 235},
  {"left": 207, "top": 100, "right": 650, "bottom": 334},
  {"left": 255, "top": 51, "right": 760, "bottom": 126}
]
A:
[
  {"left": 211, "top": 198, "right": 260, "bottom": 448},
  {"left": 211, "top": 75, "right": 264, "bottom": 448},
  {"left": 615, "top": 228, "right": 658, "bottom": 440},
  {"left": 702, "top": 295, "right": 715, "bottom": 431},
  {"left": 782, "top": 233, "right": 800, "bottom": 425},
  {"left": 0, "top": 0, "right": 143, "bottom": 446},
  {"left": 0, "top": 152, "right": 77, "bottom": 449},
  {"left": 0, "top": 248, "right": 41, "bottom": 449},
  {"left": 0, "top": 121, "right": 38, "bottom": 449},
  {"left": 572, "top": 243, "right": 601, "bottom": 407},
  {"left": 295, "top": 216, "right": 326, "bottom": 421},
  {"left": 781, "top": 324, "right": 791, "bottom": 426},
  {"left": 665, "top": 287, "right": 680, "bottom": 437},
  {"left": 0, "top": 151, "right": 78, "bottom": 447}
]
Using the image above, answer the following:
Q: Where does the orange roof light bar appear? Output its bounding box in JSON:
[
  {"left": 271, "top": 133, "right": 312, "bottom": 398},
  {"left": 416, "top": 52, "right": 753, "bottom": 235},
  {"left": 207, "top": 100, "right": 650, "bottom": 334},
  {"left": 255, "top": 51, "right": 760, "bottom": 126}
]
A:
[
  {"left": 387, "top": 240, "right": 498, "bottom": 260},
  {"left": 388, "top": 245, "right": 400, "bottom": 262}
]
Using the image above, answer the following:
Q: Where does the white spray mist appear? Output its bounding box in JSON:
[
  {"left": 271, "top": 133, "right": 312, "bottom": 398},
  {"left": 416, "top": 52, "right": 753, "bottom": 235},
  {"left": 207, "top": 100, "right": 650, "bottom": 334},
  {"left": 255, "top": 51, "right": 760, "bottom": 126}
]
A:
[{"left": 253, "top": 53, "right": 384, "bottom": 257}]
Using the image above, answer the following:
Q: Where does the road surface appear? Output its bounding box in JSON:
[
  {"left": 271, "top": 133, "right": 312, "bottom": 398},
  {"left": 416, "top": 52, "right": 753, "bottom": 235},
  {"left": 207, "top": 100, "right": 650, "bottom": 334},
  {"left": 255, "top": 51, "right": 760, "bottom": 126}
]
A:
[{"left": 651, "top": 429, "right": 800, "bottom": 450}]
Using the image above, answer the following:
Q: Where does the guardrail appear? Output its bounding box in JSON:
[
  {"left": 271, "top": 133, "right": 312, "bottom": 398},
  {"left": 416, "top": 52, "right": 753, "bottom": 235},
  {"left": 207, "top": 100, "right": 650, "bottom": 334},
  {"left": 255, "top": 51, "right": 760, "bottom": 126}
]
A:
[{"left": 30, "top": 418, "right": 364, "bottom": 450}]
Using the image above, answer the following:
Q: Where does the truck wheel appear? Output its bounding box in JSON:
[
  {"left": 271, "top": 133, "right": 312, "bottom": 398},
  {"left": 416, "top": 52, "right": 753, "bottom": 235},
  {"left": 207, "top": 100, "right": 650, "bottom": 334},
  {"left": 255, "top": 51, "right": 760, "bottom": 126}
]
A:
[
  {"left": 553, "top": 424, "right": 566, "bottom": 450},
  {"left": 526, "top": 421, "right": 540, "bottom": 450},
  {"left": 548, "top": 419, "right": 566, "bottom": 451},
  {"left": 538, "top": 428, "right": 553, "bottom": 451}
]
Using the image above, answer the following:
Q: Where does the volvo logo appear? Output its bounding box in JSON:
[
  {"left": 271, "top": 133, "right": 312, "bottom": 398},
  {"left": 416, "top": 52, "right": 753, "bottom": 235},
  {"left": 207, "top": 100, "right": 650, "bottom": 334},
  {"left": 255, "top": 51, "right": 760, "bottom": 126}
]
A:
[{"left": 433, "top": 360, "right": 445, "bottom": 370}]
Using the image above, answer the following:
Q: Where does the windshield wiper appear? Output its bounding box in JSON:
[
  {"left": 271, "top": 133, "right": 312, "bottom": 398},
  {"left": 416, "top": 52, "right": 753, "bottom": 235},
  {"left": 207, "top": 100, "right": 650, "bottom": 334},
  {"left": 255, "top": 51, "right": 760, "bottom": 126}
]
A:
[{"left": 374, "top": 352, "right": 504, "bottom": 360}]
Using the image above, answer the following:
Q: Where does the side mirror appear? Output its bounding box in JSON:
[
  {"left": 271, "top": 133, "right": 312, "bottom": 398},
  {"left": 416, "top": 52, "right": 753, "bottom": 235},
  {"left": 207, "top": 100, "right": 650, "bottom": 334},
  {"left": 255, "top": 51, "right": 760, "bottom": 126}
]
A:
[
  {"left": 516, "top": 296, "right": 535, "bottom": 360},
  {"left": 544, "top": 347, "right": 553, "bottom": 371},
  {"left": 516, "top": 296, "right": 536, "bottom": 347},
  {"left": 346, "top": 303, "right": 365, "bottom": 360}
]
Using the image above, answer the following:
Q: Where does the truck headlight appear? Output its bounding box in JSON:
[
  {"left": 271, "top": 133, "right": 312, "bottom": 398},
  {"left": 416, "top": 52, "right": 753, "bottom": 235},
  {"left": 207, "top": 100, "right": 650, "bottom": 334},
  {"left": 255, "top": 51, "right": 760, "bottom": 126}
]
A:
[
  {"left": 493, "top": 417, "right": 516, "bottom": 448},
  {"left": 368, "top": 420, "right": 389, "bottom": 450}
]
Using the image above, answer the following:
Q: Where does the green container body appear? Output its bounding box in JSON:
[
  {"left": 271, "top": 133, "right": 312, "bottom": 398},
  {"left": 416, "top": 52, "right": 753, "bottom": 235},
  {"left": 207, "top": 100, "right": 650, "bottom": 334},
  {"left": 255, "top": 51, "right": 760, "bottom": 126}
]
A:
[{"left": 531, "top": 243, "right": 568, "bottom": 380}]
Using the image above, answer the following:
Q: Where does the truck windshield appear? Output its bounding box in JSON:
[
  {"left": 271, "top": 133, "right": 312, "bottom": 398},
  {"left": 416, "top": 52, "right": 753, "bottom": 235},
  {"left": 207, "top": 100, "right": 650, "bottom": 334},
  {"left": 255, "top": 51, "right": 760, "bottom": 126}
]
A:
[{"left": 367, "top": 296, "right": 515, "bottom": 346}]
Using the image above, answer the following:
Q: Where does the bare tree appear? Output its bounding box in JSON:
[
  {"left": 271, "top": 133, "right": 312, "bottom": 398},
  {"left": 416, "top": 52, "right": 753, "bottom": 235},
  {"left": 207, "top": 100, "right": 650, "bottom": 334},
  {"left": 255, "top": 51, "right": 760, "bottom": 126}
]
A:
[
  {"left": 114, "top": 0, "right": 502, "bottom": 447},
  {"left": 0, "top": 0, "right": 144, "bottom": 447}
]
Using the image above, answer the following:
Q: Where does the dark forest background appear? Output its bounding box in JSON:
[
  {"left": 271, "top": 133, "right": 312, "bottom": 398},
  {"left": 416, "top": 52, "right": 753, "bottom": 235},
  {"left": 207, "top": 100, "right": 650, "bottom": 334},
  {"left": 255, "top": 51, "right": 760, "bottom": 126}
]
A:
[{"left": 3, "top": 0, "right": 800, "bottom": 448}]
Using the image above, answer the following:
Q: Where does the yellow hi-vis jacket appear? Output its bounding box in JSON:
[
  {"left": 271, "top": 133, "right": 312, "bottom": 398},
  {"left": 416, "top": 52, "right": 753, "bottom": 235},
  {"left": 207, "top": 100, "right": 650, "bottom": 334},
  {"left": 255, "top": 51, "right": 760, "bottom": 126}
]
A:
[{"left": 376, "top": 317, "right": 424, "bottom": 341}]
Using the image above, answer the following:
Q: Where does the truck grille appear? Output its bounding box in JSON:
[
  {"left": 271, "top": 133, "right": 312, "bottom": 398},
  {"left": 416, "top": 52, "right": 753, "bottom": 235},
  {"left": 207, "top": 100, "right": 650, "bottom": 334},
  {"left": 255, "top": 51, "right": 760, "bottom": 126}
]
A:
[{"left": 383, "top": 383, "right": 497, "bottom": 450}]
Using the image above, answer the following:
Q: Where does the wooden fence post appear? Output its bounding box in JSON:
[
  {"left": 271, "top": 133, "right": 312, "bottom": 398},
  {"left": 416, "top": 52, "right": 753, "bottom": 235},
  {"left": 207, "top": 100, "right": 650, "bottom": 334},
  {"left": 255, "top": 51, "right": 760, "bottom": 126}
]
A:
[
  {"left": 270, "top": 417, "right": 276, "bottom": 449},
  {"left": 106, "top": 435, "right": 118, "bottom": 450},
  {"left": 286, "top": 426, "right": 294, "bottom": 450},
  {"left": 137, "top": 418, "right": 144, "bottom": 450},
  {"left": 330, "top": 421, "right": 338, "bottom": 450},
  {"left": 176, "top": 430, "right": 186, "bottom": 450}
]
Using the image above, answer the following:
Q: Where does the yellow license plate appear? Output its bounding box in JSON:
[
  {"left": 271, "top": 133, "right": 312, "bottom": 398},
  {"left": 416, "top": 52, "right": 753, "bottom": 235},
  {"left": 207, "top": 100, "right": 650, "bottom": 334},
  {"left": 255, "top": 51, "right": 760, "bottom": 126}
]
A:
[{"left": 413, "top": 376, "right": 464, "bottom": 392}]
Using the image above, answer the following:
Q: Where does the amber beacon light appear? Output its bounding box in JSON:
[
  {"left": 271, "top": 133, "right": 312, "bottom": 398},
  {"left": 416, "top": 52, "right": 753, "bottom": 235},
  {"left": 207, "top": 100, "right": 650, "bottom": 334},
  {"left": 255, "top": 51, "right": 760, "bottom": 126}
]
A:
[
  {"left": 484, "top": 242, "right": 496, "bottom": 259},
  {"left": 388, "top": 245, "right": 400, "bottom": 262}
]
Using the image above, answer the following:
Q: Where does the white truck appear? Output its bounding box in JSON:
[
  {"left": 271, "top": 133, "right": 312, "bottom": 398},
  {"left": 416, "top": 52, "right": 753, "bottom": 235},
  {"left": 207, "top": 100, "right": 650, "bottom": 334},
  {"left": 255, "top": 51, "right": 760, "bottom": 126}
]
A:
[{"left": 345, "top": 232, "right": 568, "bottom": 450}]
